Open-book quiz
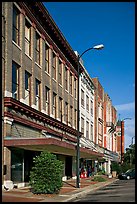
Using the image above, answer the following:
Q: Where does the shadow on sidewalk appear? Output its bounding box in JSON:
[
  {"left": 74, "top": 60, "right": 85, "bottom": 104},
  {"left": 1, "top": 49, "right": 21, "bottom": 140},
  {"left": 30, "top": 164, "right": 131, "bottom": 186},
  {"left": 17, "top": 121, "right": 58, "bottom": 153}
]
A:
[{"left": 62, "top": 180, "right": 76, "bottom": 188}]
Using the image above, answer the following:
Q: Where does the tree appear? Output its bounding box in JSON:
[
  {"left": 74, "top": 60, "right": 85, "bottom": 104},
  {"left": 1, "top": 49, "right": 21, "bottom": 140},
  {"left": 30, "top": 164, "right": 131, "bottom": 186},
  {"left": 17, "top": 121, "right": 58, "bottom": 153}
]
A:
[
  {"left": 29, "top": 151, "right": 64, "bottom": 194},
  {"left": 124, "top": 144, "right": 135, "bottom": 167}
]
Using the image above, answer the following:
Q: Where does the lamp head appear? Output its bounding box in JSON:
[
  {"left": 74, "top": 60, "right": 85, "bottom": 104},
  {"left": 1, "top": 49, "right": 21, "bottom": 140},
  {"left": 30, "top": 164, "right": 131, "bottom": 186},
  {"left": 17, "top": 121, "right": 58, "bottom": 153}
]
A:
[{"left": 93, "top": 44, "right": 104, "bottom": 50}]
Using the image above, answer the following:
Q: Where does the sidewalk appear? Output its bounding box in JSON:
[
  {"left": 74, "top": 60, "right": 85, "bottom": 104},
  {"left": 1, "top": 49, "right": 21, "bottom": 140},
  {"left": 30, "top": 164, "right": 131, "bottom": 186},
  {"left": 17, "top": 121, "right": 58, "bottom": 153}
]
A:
[{"left": 2, "top": 176, "right": 118, "bottom": 202}]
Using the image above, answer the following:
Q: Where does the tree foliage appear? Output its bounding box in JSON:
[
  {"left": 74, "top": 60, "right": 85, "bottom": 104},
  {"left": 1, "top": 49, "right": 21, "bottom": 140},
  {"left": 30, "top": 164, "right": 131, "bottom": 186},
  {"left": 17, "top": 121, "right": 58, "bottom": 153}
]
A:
[
  {"left": 121, "top": 144, "right": 135, "bottom": 173},
  {"left": 124, "top": 144, "right": 135, "bottom": 167},
  {"left": 29, "top": 151, "right": 64, "bottom": 194}
]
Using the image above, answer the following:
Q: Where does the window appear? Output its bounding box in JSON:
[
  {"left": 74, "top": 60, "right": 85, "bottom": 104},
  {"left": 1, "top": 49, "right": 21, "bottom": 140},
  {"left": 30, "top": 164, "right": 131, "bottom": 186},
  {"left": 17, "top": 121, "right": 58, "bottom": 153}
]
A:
[
  {"left": 58, "top": 59, "right": 62, "bottom": 85},
  {"left": 12, "top": 62, "right": 19, "bottom": 99},
  {"left": 45, "top": 43, "right": 49, "bottom": 73},
  {"left": 70, "top": 106, "right": 73, "bottom": 126},
  {"left": 65, "top": 102, "right": 68, "bottom": 124},
  {"left": 86, "top": 121, "right": 89, "bottom": 139},
  {"left": 59, "top": 97, "right": 63, "bottom": 121},
  {"left": 98, "top": 103, "right": 103, "bottom": 119},
  {"left": 52, "top": 92, "right": 57, "bottom": 118},
  {"left": 25, "top": 71, "right": 31, "bottom": 105},
  {"left": 52, "top": 52, "right": 56, "bottom": 79},
  {"left": 12, "top": 5, "right": 20, "bottom": 45},
  {"left": 25, "top": 20, "right": 31, "bottom": 56},
  {"left": 70, "top": 72, "right": 73, "bottom": 95},
  {"left": 91, "top": 124, "right": 93, "bottom": 141},
  {"left": 35, "top": 79, "right": 40, "bottom": 110},
  {"left": 98, "top": 122, "right": 103, "bottom": 135},
  {"left": 81, "top": 89, "right": 84, "bottom": 106},
  {"left": 35, "top": 32, "right": 40, "bottom": 65},
  {"left": 86, "top": 95, "right": 89, "bottom": 111},
  {"left": 81, "top": 117, "right": 84, "bottom": 134},
  {"left": 74, "top": 77, "right": 77, "bottom": 98},
  {"left": 65, "top": 66, "right": 68, "bottom": 90},
  {"left": 90, "top": 100, "right": 93, "bottom": 115},
  {"left": 74, "top": 109, "right": 77, "bottom": 129},
  {"left": 45, "top": 86, "right": 50, "bottom": 114}
]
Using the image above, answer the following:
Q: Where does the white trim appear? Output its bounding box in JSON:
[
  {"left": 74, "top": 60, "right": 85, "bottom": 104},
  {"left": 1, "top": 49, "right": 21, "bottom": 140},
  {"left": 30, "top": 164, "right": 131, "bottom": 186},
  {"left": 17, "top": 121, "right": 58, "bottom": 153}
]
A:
[
  {"left": 25, "top": 53, "right": 32, "bottom": 61},
  {"left": 25, "top": 16, "right": 32, "bottom": 26},
  {"left": 4, "top": 91, "right": 12, "bottom": 97},
  {"left": 12, "top": 40, "right": 22, "bottom": 51},
  {"left": 4, "top": 117, "right": 14, "bottom": 125},
  {"left": 20, "top": 98, "right": 25, "bottom": 103},
  {"left": 35, "top": 62, "right": 42, "bottom": 69},
  {"left": 13, "top": 2, "right": 22, "bottom": 12},
  {"left": 44, "top": 71, "right": 50, "bottom": 76},
  {"left": 41, "top": 109, "right": 46, "bottom": 114},
  {"left": 31, "top": 104, "right": 37, "bottom": 109}
]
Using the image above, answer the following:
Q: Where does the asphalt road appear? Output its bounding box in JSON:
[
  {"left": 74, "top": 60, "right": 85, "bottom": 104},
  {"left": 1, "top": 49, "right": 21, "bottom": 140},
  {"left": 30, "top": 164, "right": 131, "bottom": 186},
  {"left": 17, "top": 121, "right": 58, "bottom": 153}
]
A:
[{"left": 73, "top": 179, "right": 135, "bottom": 202}]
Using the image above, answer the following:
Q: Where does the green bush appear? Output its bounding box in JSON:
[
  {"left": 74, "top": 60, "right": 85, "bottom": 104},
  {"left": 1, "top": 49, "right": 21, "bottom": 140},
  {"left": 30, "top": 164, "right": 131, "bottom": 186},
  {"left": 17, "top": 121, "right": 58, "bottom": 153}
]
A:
[
  {"left": 97, "top": 168, "right": 106, "bottom": 175},
  {"left": 29, "top": 151, "right": 64, "bottom": 194},
  {"left": 92, "top": 176, "right": 107, "bottom": 182}
]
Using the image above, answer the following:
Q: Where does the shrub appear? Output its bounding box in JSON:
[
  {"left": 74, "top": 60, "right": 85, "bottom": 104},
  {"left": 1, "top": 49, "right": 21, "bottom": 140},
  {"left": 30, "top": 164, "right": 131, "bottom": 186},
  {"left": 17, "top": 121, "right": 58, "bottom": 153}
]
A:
[
  {"left": 92, "top": 176, "right": 107, "bottom": 182},
  {"left": 97, "top": 168, "right": 106, "bottom": 175},
  {"left": 29, "top": 151, "right": 64, "bottom": 194}
]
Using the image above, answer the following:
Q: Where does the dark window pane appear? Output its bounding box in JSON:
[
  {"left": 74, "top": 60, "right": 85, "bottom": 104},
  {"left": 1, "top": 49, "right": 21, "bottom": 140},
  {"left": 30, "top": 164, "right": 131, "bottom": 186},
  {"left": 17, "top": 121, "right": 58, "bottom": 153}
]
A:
[
  {"left": 12, "top": 63, "right": 17, "bottom": 83},
  {"left": 25, "top": 71, "right": 29, "bottom": 90}
]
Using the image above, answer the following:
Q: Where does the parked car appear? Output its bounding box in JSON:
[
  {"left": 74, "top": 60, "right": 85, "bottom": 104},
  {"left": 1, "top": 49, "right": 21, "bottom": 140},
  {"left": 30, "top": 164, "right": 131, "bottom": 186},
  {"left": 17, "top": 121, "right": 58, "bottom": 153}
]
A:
[{"left": 118, "top": 168, "right": 135, "bottom": 180}]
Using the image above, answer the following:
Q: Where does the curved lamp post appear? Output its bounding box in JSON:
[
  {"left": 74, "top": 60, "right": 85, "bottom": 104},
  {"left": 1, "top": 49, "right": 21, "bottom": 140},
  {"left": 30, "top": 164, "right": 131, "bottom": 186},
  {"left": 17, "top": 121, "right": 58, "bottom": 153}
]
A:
[
  {"left": 120, "top": 117, "right": 131, "bottom": 164},
  {"left": 131, "top": 136, "right": 135, "bottom": 145},
  {"left": 76, "top": 44, "right": 104, "bottom": 188}
]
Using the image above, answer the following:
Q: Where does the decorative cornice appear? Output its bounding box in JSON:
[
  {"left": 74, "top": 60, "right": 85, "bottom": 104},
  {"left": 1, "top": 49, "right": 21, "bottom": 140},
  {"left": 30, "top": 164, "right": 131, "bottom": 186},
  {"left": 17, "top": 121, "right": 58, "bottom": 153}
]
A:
[
  {"left": 4, "top": 111, "right": 77, "bottom": 143},
  {"left": 4, "top": 97, "right": 77, "bottom": 137}
]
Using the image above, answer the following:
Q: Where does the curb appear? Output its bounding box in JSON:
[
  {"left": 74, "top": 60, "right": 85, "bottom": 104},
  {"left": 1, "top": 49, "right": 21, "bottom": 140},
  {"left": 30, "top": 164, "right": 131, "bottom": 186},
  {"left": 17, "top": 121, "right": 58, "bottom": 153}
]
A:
[{"left": 58, "top": 179, "right": 119, "bottom": 202}]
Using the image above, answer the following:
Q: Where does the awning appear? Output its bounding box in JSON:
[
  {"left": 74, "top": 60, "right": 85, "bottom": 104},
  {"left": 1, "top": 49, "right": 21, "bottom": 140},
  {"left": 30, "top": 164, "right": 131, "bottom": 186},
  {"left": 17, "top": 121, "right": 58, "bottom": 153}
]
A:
[{"left": 4, "top": 137, "right": 104, "bottom": 159}]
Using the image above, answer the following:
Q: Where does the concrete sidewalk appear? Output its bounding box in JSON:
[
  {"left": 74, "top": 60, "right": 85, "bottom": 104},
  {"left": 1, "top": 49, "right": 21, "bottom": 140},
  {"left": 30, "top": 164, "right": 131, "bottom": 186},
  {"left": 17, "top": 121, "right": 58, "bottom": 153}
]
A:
[{"left": 2, "top": 176, "right": 118, "bottom": 202}]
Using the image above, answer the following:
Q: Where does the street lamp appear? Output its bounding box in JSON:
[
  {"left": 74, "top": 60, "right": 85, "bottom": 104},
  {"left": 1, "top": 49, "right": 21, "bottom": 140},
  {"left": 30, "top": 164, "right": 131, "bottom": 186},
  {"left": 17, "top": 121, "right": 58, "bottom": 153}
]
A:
[
  {"left": 131, "top": 136, "right": 135, "bottom": 145},
  {"left": 120, "top": 118, "right": 131, "bottom": 164},
  {"left": 76, "top": 44, "right": 104, "bottom": 188}
]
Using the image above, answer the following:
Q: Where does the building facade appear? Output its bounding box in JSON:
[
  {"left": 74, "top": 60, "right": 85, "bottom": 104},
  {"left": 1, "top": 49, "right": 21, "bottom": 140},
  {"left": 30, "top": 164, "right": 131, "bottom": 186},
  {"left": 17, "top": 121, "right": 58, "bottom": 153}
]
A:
[
  {"left": 77, "top": 58, "right": 97, "bottom": 171},
  {"left": 92, "top": 78, "right": 104, "bottom": 147},
  {"left": 2, "top": 2, "right": 104, "bottom": 187},
  {"left": 116, "top": 120, "right": 125, "bottom": 163}
]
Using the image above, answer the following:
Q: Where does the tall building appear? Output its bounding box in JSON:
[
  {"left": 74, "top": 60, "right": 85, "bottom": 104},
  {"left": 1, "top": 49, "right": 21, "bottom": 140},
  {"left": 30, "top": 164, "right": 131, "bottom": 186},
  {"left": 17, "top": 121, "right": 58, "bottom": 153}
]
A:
[
  {"left": 92, "top": 79, "right": 119, "bottom": 173},
  {"left": 74, "top": 55, "right": 99, "bottom": 171},
  {"left": 111, "top": 105, "right": 117, "bottom": 153},
  {"left": 2, "top": 2, "right": 104, "bottom": 188},
  {"left": 92, "top": 78, "right": 104, "bottom": 147},
  {"left": 116, "top": 120, "right": 125, "bottom": 163}
]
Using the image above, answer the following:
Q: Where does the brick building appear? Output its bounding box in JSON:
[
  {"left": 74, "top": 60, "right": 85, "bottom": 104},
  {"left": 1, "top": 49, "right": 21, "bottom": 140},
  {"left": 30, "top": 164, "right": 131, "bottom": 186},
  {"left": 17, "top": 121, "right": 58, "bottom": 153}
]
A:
[
  {"left": 92, "top": 78, "right": 119, "bottom": 173},
  {"left": 2, "top": 2, "right": 103, "bottom": 187},
  {"left": 92, "top": 78, "right": 104, "bottom": 147},
  {"left": 116, "top": 120, "right": 125, "bottom": 163}
]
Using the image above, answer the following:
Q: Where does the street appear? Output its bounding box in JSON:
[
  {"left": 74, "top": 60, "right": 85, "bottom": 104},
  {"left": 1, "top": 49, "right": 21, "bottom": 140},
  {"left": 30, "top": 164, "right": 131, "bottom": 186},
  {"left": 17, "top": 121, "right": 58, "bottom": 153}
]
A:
[{"left": 72, "top": 179, "right": 135, "bottom": 202}]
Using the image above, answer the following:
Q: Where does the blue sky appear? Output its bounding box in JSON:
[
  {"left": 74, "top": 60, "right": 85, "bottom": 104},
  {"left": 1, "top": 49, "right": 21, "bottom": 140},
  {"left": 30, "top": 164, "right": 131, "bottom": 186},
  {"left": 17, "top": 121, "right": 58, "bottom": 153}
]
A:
[{"left": 43, "top": 2, "right": 135, "bottom": 150}]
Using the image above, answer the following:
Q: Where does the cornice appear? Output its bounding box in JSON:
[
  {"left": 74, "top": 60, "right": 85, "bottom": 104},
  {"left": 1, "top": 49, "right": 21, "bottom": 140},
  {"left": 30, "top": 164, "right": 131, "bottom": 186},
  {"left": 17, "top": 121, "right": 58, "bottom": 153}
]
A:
[{"left": 4, "top": 97, "right": 77, "bottom": 136}]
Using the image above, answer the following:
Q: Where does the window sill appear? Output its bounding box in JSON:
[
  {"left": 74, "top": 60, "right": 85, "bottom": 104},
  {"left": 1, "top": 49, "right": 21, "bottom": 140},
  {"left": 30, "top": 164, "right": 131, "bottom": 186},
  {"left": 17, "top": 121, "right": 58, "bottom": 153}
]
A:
[
  {"left": 25, "top": 53, "right": 32, "bottom": 60},
  {"left": 44, "top": 71, "right": 50, "bottom": 76},
  {"left": 52, "top": 78, "right": 57, "bottom": 83},
  {"left": 35, "top": 62, "right": 42, "bottom": 68},
  {"left": 59, "top": 84, "right": 63, "bottom": 88},
  {"left": 65, "top": 89, "right": 69, "bottom": 93},
  {"left": 12, "top": 40, "right": 21, "bottom": 50}
]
